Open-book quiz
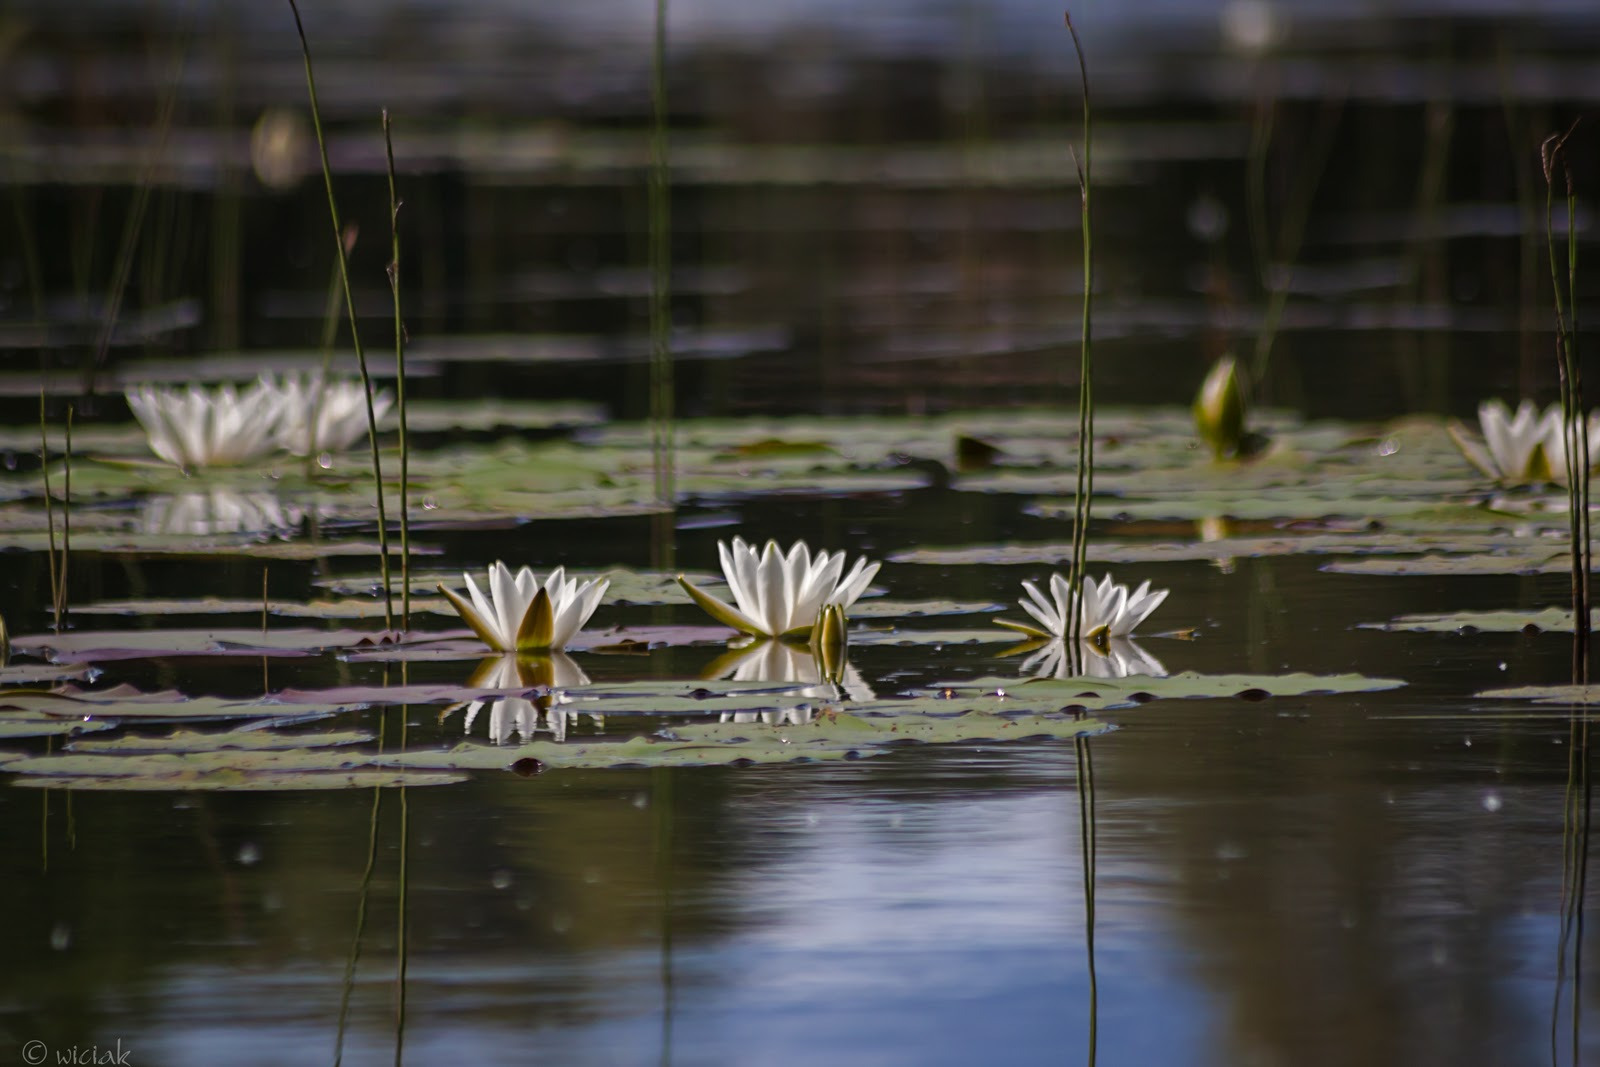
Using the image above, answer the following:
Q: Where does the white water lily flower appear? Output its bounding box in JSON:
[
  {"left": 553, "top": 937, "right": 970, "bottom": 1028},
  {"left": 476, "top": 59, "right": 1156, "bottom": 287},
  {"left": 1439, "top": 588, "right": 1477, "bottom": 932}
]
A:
[
  {"left": 1022, "top": 637, "right": 1167, "bottom": 681},
  {"left": 676, "top": 537, "right": 879, "bottom": 638},
  {"left": 269, "top": 371, "right": 393, "bottom": 456},
  {"left": 1447, "top": 399, "right": 1560, "bottom": 486},
  {"left": 995, "top": 572, "right": 1168, "bottom": 644},
  {"left": 125, "top": 380, "right": 288, "bottom": 468},
  {"left": 439, "top": 562, "right": 609, "bottom": 653}
]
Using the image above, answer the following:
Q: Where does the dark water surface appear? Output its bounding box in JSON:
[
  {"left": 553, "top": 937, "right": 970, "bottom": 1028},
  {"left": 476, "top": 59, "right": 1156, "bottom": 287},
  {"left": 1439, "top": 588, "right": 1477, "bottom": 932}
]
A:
[{"left": 7, "top": 3, "right": 1600, "bottom": 1066}]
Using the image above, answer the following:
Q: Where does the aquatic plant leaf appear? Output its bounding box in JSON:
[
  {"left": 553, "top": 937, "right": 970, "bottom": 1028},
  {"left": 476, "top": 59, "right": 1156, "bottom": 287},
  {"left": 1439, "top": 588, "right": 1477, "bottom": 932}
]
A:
[
  {"left": 848, "top": 628, "right": 1019, "bottom": 647},
  {"left": 1322, "top": 553, "right": 1569, "bottom": 577},
  {"left": 72, "top": 596, "right": 449, "bottom": 619},
  {"left": 926, "top": 671, "right": 1405, "bottom": 710},
  {"left": 1473, "top": 684, "right": 1600, "bottom": 705},
  {"left": 0, "top": 684, "right": 374, "bottom": 721},
  {"left": 8, "top": 770, "right": 465, "bottom": 791},
  {"left": 0, "top": 718, "right": 118, "bottom": 740},
  {"left": 13, "top": 628, "right": 418, "bottom": 662},
  {"left": 0, "top": 663, "right": 98, "bottom": 685},
  {"left": 1364, "top": 608, "right": 1587, "bottom": 634},
  {"left": 65, "top": 727, "right": 376, "bottom": 754},
  {"left": 342, "top": 625, "right": 738, "bottom": 661},
  {"left": 381, "top": 706, "right": 1109, "bottom": 772},
  {"left": 402, "top": 398, "right": 606, "bottom": 432}
]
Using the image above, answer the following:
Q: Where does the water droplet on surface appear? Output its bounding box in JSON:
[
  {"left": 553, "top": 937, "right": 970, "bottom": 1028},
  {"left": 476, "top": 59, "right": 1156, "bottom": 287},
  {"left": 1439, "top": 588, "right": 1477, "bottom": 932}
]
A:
[
  {"left": 1482, "top": 793, "right": 1503, "bottom": 813},
  {"left": 491, "top": 869, "right": 513, "bottom": 890},
  {"left": 1376, "top": 437, "right": 1400, "bottom": 457},
  {"left": 236, "top": 842, "right": 261, "bottom": 866},
  {"left": 317, "top": 452, "right": 333, "bottom": 469},
  {"left": 50, "top": 922, "right": 71, "bottom": 951}
]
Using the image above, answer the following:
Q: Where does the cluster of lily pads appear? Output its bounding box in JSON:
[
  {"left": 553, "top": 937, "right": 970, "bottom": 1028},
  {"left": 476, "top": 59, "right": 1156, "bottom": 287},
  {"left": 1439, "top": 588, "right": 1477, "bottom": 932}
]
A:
[{"left": 126, "top": 372, "right": 391, "bottom": 468}]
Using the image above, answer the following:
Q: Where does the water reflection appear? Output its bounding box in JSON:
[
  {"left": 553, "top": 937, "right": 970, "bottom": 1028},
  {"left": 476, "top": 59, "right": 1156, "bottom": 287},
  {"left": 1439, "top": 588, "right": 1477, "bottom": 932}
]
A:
[
  {"left": 701, "top": 638, "right": 874, "bottom": 709},
  {"left": 1018, "top": 637, "right": 1168, "bottom": 680},
  {"left": 457, "top": 653, "right": 599, "bottom": 744},
  {"left": 141, "top": 489, "right": 302, "bottom": 535}
]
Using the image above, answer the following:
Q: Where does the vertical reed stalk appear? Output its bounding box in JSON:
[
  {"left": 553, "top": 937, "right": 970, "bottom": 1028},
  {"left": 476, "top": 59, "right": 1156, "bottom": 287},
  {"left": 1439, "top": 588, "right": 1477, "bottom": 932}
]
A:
[
  {"left": 648, "top": 0, "right": 676, "bottom": 509},
  {"left": 1074, "top": 731, "right": 1098, "bottom": 1066},
  {"left": 333, "top": 784, "right": 384, "bottom": 1067},
  {"left": 383, "top": 111, "right": 412, "bottom": 630},
  {"left": 39, "top": 387, "right": 60, "bottom": 634},
  {"left": 394, "top": 714, "right": 410, "bottom": 1066},
  {"left": 55, "top": 406, "right": 72, "bottom": 630},
  {"left": 286, "top": 0, "right": 394, "bottom": 631},
  {"left": 1543, "top": 127, "right": 1588, "bottom": 679},
  {"left": 1064, "top": 14, "right": 1094, "bottom": 655}
]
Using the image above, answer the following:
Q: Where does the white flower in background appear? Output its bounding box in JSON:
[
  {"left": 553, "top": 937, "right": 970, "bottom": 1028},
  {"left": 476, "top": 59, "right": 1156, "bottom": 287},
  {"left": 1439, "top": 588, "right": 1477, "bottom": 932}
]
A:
[
  {"left": 125, "top": 380, "right": 287, "bottom": 468},
  {"left": 1021, "top": 637, "right": 1167, "bottom": 681},
  {"left": 995, "top": 572, "right": 1168, "bottom": 645},
  {"left": 1539, "top": 409, "right": 1600, "bottom": 488},
  {"left": 1448, "top": 399, "right": 1560, "bottom": 487},
  {"left": 439, "top": 563, "right": 609, "bottom": 653},
  {"left": 269, "top": 371, "right": 393, "bottom": 456},
  {"left": 677, "top": 537, "right": 879, "bottom": 638},
  {"left": 459, "top": 652, "right": 595, "bottom": 745},
  {"left": 141, "top": 490, "right": 303, "bottom": 536},
  {"left": 707, "top": 638, "right": 875, "bottom": 704}
]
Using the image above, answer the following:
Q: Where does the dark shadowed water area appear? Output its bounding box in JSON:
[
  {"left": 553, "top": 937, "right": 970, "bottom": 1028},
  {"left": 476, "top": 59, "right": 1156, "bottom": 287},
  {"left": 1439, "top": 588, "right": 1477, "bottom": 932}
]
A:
[{"left": 5, "top": 3, "right": 1600, "bottom": 1065}]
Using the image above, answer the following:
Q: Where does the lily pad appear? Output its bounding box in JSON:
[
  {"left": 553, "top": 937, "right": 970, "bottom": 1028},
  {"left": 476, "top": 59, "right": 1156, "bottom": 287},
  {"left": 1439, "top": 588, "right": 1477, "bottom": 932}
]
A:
[
  {"left": 0, "top": 718, "right": 119, "bottom": 740},
  {"left": 926, "top": 671, "right": 1406, "bottom": 710},
  {"left": 1322, "top": 553, "right": 1572, "bottom": 577},
  {"left": 1363, "top": 608, "right": 1585, "bottom": 634},
  {"left": 0, "top": 684, "right": 373, "bottom": 722},
  {"left": 13, "top": 628, "right": 419, "bottom": 663},
  {"left": 65, "top": 727, "right": 376, "bottom": 753}
]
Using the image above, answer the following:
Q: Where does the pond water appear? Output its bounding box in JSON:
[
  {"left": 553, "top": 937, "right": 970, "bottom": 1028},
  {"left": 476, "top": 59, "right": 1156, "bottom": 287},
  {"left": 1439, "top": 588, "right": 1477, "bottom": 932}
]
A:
[{"left": 5, "top": 4, "right": 1600, "bottom": 1066}]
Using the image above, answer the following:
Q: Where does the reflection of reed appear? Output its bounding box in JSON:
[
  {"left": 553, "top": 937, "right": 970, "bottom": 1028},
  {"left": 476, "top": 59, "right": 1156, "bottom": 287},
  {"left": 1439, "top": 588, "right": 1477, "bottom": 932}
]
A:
[
  {"left": 1554, "top": 685, "right": 1591, "bottom": 1065},
  {"left": 1076, "top": 729, "right": 1098, "bottom": 1066}
]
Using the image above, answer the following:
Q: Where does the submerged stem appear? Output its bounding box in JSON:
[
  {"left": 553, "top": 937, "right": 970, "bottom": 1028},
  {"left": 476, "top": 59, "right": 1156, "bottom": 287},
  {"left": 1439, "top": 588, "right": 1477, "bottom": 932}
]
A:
[{"left": 383, "top": 110, "right": 412, "bottom": 631}]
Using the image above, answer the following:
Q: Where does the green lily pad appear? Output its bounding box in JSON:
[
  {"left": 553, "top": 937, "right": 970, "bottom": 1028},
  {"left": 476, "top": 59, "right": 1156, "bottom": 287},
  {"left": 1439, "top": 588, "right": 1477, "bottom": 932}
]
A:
[
  {"left": 65, "top": 727, "right": 376, "bottom": 753},
  {"left": 0, "top": 718, "right": 119, "bottom": 740},
  {"left": 402, "top": 398, "right": 606, "bottom": 432},
  {"left": 71, "top": 597, "right": 446, "bottom": 620},
  {"left": 1322, "top": 553, "right": 1572, "bottom": 577},
  {"left": 0, "top": 684, "right": 373, "bottom": 722},
  {"left": 1363, "top": 608, "right": 1585, "bottom": 634},
  {"left": 13, "top": 628, "right": 416, "bottom": 662},
  {"left": 927, "top": 670, "right": 1406, "bottom": 709},
  {"left": 0, "top": 663, "right": 98, "bottom": 685},
  {"left": 1473, "top": 684, "right": 1600, "bottom": 705}
]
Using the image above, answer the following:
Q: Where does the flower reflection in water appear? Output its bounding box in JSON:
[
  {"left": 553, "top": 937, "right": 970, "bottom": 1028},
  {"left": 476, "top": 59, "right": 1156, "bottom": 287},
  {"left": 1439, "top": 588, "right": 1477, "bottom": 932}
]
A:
[
  {"left": 702, "top": 637, "right": 874, "bottom": 724},
  {"left": 141, "top": 489, "right": 304, "bottom": 535},
  {"left": 454, "top": 652, "right": 600, "bottom": 745},
  {"left": 1017, "top": 637, "right": 1167, "bottom": 681}
]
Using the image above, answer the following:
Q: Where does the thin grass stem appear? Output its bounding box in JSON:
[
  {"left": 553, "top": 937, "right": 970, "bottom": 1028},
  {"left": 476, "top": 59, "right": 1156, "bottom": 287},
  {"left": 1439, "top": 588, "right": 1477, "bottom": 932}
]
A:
[
  {"left": 383, "top": 110, "right": 412, "bottom": 630},
  {"left": 286, "top": 0, "right": 393, "bottom": 631},
  {"left": 39, "top": 386, "right": 59, "bottom": 634},
  {"left": 1064, "top": 13, "right": 1093, "bottom": 651},
  {"left": 649, "top": 0, "right": 676, "bottom": 510}
]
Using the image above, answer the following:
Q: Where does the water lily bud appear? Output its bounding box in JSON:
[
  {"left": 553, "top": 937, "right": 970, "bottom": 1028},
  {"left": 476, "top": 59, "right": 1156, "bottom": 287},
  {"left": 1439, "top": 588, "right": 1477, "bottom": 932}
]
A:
[
  {"left": 0, "top": 608, "right": 8, "bottom": 668},
  {"left": 1194, "top": 355, "right": 1247, "bottom": 459},
  {"left": 810, "top": 602, "right": 849, "bottom": 685}
]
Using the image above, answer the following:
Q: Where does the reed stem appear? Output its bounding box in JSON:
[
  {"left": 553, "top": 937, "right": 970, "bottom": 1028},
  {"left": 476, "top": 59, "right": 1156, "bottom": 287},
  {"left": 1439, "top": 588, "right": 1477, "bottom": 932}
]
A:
[
  {"left": 286, "top": 0, "right": 393, "bottom": 631},
  {"left": 383, "top": 110, "right": 412, "bottom": 630},
  {"left": 1064, "top": 13, "right": 1094, "bottom": 652}
]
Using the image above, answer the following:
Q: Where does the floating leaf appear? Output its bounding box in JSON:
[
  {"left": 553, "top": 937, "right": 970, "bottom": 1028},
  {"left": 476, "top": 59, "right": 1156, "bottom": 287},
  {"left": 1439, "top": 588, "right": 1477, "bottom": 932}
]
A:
[
  {"left": 65, "top": 727, "right": 375, "bottom": 754},
  {"left": 1364, "top": 608, "right": 1584, "bottom": 634},
  {"left": 0, "top": 718, "right": 118, "bottom": 740},
  {"left": 0, "top": 684, "right": 373, "bottom": 722},
  {"left": 13, "top": 628, "right": 418, "bottom": 663},
  {"left": 926, "top": 671, "right": 1406, "bottom": 710}
]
